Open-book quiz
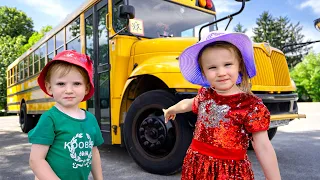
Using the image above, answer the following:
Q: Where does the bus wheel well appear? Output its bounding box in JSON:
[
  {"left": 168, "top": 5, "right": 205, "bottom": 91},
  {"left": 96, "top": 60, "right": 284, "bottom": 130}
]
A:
[
  {"left": 120, "top": 75, "right": 171, "bottom": 124},
  {"left": 20, "top": 99, "right": 26, "bottom": 109}
]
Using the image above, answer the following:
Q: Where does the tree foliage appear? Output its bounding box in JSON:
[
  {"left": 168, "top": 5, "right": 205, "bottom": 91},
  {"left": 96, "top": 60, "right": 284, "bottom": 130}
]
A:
[
  {"left": 0, "top": 6, "right": 34, "bottom": 40},
  {"left": 0, "top": 35, "right": 26, "bottom": 110},
  {"left": 252, "top": 11, "right": 311, "bottom": 68},
  {"left": 19, "top": 26, "right": 52, "bottom": 55},
  {"left": 233, "top": 22, "right": 247, "bottom": 33},
  {"left": 291, "top": 52, "right": 320, "bottom": 102},
  {"left": 0, "top": 6, "right": 51, "bottom": 113}
]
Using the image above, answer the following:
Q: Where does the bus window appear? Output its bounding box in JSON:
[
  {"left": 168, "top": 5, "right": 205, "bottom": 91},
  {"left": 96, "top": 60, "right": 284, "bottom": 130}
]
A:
[
  {"left": 18, "top": 61, "right": 24, "bottom": 81},
  {"left": 48, "top": 53, "right": 54, "bottom": 62},
  {"left": 10, "top": 69, "right": 13, "bottom": 85},
  {"left": 47, "top": 37, "right": 54, "bottom": 59},
  {"left": 98, "top": 6, "right": 108, "bottom": 64},
  {"left": 124, "top": 0, "right": 217, "bottom": 38},
  {"left": 66, "top": 17, "right": 81, "bottom": 52},
  {"left": 66, "top": 37, "right": 80, "bottom": 52},
  {"left": 28, "top": 54, "right": 33, "bottom": 76},
  {"left": 66, "top": 18, "right": 80, "bottom": 42},
  {"left": 112, "top": 0, "right": 127, "bottom": 33},
  {"left": 39, "top": 44, "right": 46, "bottom": 69},
  {"left": 34, "top": 49, "right": 40, "bottom": 74},
  {"left": 85, "top": 14, "right": 94, "bottom": 58},
  {"left": 24, "top": 57, "right": 29, "bottom": 79},
  {"left": 56, "top": 29, "right": 65, "bottom": 54},
  {"left": 14, "top": 66, "right": 17, "bottom": 83}
]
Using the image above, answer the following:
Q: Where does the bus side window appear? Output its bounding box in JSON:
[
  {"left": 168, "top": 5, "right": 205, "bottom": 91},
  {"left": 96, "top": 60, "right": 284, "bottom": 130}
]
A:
[
  {"left": 34, "top": 49, "right": 40, "bottom": 74},
  {"left": 29, "top": 54, "right": 33, "bottom": 76}
]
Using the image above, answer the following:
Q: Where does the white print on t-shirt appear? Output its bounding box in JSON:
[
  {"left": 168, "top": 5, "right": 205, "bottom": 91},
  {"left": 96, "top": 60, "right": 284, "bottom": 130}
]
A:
[{"left": 64, "top": 133, "right": 94, "bottom": 168}]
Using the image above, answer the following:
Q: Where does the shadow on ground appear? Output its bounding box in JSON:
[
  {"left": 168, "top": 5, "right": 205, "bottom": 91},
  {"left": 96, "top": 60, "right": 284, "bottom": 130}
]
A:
[{"left": 0, "top": 128, "right": 319, "bottom": 180}]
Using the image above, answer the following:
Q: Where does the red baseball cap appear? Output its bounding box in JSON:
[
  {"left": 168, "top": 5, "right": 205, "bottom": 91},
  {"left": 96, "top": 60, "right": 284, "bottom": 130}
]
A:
[{"left": 37, "top": 50, "right": 94, "bottom": 102}]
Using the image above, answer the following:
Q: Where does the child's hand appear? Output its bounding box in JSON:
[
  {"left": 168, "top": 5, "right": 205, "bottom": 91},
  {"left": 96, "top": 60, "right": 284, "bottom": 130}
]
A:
[{"left": 163, "top": 108, "right": 176, "bottom": 123}]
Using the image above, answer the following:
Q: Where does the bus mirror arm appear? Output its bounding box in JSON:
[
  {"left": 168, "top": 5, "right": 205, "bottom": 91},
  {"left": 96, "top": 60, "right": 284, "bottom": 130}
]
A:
[
  {"left": 280, "top": 40, "right": 320, "bottom": 52},
  {"left": 198, "top": 0, "right": 247, "bottom": 41},
  {"left": 109, "top": 18, "right": 141, "bottom": 40},
  {"left": 110, "top": 5, "right": 141, "bottom": 40}
]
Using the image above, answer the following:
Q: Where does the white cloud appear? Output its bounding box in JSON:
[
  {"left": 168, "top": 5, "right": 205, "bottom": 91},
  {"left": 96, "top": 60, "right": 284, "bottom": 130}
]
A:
[
  {"left": 22, "top": 0, "right": 69, "bottom": 20},
  {"left": 301, "top": 24, "right": 320, "bottom": 53},
  {"left": 214, "top": 0, "right": 239, "bottom": 14},
  {"left": 245, "top": 24, "right": 257, "bottom": 40},
  {"left": 299, "top": 0, "right": 320, "bottom": 15}
]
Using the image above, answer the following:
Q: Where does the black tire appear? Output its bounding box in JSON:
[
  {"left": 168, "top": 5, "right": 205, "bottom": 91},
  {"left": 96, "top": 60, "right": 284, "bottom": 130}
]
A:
[
  {"left": 19, "top": 103, "right": 38, "bottom": 133},
  {"left": 248, "top": 127, "right": 278, "bottom": 150},
  {"left": 267, "top": 127, "right": 277, "bottom": 140},
  {"left": 123, "top": 90, "right": 193, "bottom": 175}
]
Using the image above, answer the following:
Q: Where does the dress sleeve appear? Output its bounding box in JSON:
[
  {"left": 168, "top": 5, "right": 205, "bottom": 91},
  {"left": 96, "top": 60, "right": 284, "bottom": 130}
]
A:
[
  {"left": 192, "top": 87, "right": 206, "bottom": 114},
  {"left": 244, "top": 99, "right": 270, "bottom": 133},
  {"left": 28, "top": 113, "right": 55, "bottom": 145}
]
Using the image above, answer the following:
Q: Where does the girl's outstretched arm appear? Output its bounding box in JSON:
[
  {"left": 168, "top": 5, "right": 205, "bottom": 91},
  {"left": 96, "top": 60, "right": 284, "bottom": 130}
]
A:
[
  {"left": 29, "top": 144, "right": 60, "bottom": 180},
  {"left": 163, "top": 98, "right": 194, "bottom": 123},
  {"left": 252, "top": 131, "right": 281, "bottom": 180}
]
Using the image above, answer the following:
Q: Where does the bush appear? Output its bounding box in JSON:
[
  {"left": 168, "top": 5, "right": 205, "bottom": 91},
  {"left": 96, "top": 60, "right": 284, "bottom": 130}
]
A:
[{"left": 291, "top": 52, "right": 320, "bottom": 102}]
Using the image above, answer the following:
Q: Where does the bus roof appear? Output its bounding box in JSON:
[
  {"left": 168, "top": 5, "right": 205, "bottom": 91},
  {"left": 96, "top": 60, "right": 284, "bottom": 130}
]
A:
[{"left": 7, "top": 0, "right": 99, "bottom": 71}]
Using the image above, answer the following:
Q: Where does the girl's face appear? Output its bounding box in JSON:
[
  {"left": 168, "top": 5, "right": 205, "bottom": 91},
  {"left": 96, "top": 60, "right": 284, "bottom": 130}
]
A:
[
  {"left": 200, "top": 47, "right": 241, "bottom": 95},
  {"left": 45, "top": 67, "right": 89, "bottom": 109}
]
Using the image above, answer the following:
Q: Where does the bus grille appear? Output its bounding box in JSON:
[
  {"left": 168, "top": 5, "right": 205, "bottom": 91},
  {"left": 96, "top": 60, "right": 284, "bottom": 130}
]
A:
[{"left": 251, "top": 48, "right": 291, "bottom": 86}]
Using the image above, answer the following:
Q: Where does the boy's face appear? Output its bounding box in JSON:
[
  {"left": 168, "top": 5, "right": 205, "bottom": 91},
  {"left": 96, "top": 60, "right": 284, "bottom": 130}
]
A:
[
  {"left": 45, "top": 67, "right": 89, "bottom": 109},
  {"left": 200, "top": 47, "right": 240, "bottom": 94}
]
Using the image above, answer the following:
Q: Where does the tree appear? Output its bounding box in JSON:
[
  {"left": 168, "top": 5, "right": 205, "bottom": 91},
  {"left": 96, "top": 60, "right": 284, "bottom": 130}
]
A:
[
  {"left": 0, "top": 6, "right": 34, "bottom": 40},
  {"left": 252, "top": 11, "right": 311, "bottom": 68},
  {"left": 233, "top": 22, "right": 247, "bottom": 33},
  {"left": 19, "top": 26, "right": 52, "bottom": 55},
  {"left": 0, "top": 35, "right": 26, "bottom": 110},
  {"left": 291, "top": 52, "right": 320, "bottom": 102}
]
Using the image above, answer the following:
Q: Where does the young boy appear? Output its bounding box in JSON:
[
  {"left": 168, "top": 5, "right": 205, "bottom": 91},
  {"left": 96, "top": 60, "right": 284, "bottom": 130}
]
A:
[{"left": 28, "top": 50, "right": 104, "bottom": 180}]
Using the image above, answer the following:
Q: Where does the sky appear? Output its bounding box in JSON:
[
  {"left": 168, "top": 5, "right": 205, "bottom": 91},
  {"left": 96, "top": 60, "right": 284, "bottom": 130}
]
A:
[{"left": 0, "top": 0, "right": 319, "bottom": 52}]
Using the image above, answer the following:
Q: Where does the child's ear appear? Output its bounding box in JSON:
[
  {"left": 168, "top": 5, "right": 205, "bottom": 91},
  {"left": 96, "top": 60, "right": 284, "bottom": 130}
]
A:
[
  {"left": 85, "top": 84, "right": 90, "bottom": 95},
  {"left": 45, "top": 82, "right": 53, "bottom": 96}
]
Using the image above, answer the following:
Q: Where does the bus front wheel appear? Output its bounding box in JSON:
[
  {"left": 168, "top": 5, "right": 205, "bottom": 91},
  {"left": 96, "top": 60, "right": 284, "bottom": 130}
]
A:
[
  {"left": 19, "top": 103, "right": 38, "bottom": 133},
  {"left": 123, "top": 90, "right": 193, "bottom": 175}
]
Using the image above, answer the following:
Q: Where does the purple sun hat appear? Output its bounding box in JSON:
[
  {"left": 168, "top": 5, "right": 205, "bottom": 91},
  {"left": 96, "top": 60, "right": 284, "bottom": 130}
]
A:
[{"left": 179, "top": 31, "right": 256, "bottom": 87}]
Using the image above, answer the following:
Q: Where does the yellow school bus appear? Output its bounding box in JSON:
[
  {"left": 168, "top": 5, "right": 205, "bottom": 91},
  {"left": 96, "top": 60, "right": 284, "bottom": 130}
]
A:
[{"left": 7, "top": 0, "right": 305, "bottom": 175}]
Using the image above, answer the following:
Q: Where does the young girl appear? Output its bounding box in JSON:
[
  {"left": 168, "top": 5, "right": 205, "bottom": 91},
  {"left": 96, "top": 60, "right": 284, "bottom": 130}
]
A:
[
  {"left": 163, "top": 32, "right": 281, "bottom": 180},
  {"left": 28, "top": 50, "right": 104, "bottom": 180}
]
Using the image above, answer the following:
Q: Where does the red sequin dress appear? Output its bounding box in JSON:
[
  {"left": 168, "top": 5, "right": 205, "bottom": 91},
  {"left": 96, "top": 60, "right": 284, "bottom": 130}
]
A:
[{"left": 181, "top": 87, "right": 270, "bottom": 180}]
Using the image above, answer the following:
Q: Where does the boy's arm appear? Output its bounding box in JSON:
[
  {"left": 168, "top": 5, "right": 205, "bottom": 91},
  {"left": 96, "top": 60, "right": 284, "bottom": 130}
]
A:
[
  {"left": 252, "top": 131, "right": 281, "bottom": 180},
  {"left": 29, "top": 144, "right": 60, "bottom": 180},
  {"left": 91, "top": 146, "right": 103, "bottom": 180}
]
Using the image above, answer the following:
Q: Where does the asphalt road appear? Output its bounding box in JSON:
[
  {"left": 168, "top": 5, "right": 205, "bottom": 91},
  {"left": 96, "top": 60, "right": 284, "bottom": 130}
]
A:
[{"left": 0, "top": 103, "right": 319, "bottom": 180}]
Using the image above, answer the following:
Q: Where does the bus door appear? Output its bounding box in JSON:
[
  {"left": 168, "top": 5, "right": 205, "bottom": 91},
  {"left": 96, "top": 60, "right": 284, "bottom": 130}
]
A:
[{"left": 84, "top": 0, "right": 111, "bottom": 143}]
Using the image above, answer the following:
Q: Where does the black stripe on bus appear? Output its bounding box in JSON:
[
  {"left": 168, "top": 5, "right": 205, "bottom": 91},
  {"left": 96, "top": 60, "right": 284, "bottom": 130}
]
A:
[
  {"left": 28, "top": 110, "right": 46, "bottom": 114},
  {"left": 7, "top": 97, "right": 55, "bottom": 106},
  {"left": 26, "top": 98, "right": 55, "bottom": 104},
  {"left": 7, "top": 86, "right": 41, "bottom": 97},
  {"left": 7, "top": 102, "right": 20, "bottom": 106}
]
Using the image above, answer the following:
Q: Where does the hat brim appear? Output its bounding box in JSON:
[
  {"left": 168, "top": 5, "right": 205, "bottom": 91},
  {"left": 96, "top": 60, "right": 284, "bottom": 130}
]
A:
[{"left": 179, "top": 33, "right": 256, "bottom": 87}]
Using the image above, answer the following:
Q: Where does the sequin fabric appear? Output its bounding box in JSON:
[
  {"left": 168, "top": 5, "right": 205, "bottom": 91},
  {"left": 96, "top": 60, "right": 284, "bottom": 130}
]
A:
[{"left": 182, "top": 87, "right": 270, "bottom": 180}]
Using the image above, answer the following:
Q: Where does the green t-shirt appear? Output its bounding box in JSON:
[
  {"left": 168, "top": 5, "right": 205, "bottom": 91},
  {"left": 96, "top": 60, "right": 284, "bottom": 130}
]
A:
[{"left": 28, "top": 106, "right": 104, "bottom": 180}]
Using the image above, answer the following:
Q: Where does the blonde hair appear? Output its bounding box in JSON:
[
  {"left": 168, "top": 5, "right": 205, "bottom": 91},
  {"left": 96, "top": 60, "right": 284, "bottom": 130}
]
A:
[
  {"left": 198, "top": 41, "right": 252, "bottom": 93},
  {"left": 45, "top": 61, "right": 90, "bottom": 86}
]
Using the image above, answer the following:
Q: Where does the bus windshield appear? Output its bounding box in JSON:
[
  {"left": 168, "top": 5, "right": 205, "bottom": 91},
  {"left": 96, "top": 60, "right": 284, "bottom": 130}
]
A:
[{"left": 116, "top": 0, "right": 217, "bottom": 38}]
